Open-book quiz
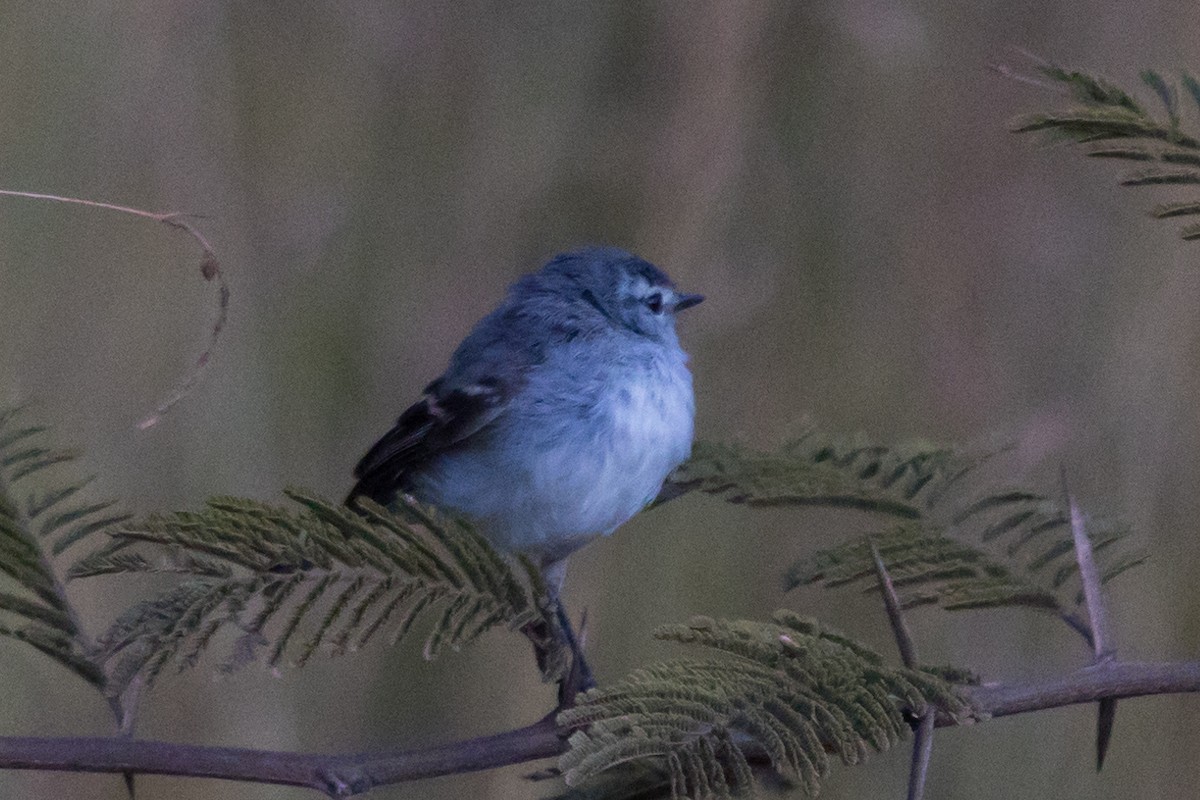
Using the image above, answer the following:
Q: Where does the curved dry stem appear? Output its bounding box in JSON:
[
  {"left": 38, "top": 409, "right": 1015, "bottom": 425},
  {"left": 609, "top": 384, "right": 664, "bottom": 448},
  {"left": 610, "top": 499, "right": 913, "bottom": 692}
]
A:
[{"left": 0, "top": 189, "right": 228, "bottom": 429}]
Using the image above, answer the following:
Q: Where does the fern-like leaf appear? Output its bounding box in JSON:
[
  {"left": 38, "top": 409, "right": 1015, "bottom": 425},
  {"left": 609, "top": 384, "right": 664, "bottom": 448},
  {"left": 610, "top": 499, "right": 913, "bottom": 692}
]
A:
[
  {"left": 787, "top": 522, "right": 1067, "bottom": 613},
  {"left": 558, "top": 611, "right": 973, "bottom": 799},
  {"left": 664, "top": 434, "right": 1141, "bottom": 642},
  {"left": 659, "top": 436, "right": 965, "bottom": 518},
  {"left": 0, "top": 407, "right": 121, "bottom": 689},
  {"left": 1010, "top": 62, "right": 1200, "bottom": 241},
  {"left": 74, "top": 489, "right": 560, "bottom": 694}
]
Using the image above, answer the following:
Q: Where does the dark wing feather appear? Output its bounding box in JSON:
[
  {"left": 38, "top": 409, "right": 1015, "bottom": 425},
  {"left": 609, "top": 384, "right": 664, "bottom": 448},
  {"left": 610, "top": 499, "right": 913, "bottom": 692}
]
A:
[
  {"left": 345, "top": 377, "right": 508, "bottom": 507},
  {"left": 346, "top": 286, "right": 555, "bottom": 508}
]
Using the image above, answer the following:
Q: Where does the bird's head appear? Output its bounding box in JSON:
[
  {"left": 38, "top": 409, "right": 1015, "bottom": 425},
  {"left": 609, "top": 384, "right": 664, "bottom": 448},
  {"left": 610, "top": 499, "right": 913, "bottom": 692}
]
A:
[{"left": 526, "top": 246, "right": 703, "bottom": 341}]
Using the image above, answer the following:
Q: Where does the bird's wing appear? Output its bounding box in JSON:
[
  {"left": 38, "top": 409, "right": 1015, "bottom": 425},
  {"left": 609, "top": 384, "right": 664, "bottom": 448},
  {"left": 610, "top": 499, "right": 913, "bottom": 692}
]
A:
[{"left": 345, "top": 373, "right": 512, "bottom": 507}]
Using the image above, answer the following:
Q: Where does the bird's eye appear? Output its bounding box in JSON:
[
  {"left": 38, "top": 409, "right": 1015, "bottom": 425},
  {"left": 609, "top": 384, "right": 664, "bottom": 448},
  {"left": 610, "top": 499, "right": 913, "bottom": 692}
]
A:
[{"left": 645, "top": 292, "right": 665, "bottom": 314}]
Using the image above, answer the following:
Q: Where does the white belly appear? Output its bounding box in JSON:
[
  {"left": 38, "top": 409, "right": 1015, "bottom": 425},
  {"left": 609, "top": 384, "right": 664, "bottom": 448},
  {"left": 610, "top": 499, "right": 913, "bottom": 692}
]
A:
[{"left": 418, "top": 356, "right": 695, "bottom": 565}]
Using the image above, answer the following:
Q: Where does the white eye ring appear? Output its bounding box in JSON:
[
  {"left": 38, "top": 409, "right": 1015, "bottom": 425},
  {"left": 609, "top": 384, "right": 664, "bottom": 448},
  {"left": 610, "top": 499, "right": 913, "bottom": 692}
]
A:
[{"left": 645, "top": 292, "right": 665, "bottom": 314}]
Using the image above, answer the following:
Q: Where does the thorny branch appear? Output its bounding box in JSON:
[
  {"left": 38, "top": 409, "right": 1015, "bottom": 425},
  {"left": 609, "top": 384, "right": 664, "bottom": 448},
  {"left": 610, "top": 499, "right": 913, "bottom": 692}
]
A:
[{"left": 0, "top": 661, "right": 1194, "bottom": 796}]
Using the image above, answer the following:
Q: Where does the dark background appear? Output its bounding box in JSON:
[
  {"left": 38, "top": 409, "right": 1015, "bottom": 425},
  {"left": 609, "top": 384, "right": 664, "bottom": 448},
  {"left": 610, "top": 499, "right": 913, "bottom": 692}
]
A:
[{"left": 1, "top": 2, "right": 1198, "bottom": 798}]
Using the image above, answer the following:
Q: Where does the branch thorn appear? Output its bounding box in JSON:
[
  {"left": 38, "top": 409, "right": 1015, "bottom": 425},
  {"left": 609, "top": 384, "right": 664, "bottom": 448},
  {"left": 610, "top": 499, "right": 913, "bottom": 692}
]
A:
[
  {"left": 869, "top": 539, "right": 918, "bottom": 669},
  {"left": 1061, "top": 466, "right": 1118, "bottom": 771}
]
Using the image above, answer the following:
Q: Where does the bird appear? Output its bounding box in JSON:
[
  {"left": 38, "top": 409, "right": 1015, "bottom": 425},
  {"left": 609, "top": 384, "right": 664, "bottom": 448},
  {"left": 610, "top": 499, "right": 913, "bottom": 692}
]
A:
[{"left": 346, "top": 246, "right": 702, "bottom": 693}]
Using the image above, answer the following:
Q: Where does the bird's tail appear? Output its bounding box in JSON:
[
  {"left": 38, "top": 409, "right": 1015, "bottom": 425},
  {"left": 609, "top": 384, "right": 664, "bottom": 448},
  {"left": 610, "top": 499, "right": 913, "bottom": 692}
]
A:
[{"left": 342, "top": 479, "right": 396, "bottom": 510}]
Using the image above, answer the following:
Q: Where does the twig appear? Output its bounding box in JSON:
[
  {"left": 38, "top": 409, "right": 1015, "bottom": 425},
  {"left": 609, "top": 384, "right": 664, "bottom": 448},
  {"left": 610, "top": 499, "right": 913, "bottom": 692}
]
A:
[
  {"left": 907, "top": 711, "right": 936, "bottom": 800},
  {"left": 0, "top": 661, "right": 1195, "bottom": 794},
  {"left": 870, "top": 541, "right": 934, "bottom": 800},
  {"left": 0, "top": 189, "right": 228, "bottom": 429}
]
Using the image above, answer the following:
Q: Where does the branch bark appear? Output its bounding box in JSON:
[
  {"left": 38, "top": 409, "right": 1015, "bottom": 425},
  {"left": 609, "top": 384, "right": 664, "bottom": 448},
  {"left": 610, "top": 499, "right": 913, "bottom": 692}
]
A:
[
  {"left": 964, "top": 660, "right": 1200, "bottom": 718},
  {"left": 0, "top": 718, "right": 564, "bottom": 796},
  {"left": 0, "top": 660, "right": 1196, "bottom": 795}
]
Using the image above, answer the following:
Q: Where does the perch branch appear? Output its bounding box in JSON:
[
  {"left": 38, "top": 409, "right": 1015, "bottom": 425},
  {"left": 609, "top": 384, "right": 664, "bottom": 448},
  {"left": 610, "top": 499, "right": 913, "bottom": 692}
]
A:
[
  {"left": 0, "top": 661, "right": 1196, "bottom": 795},
  {"left": 0, "top": 718, "right": 564, "bottom": 797}
]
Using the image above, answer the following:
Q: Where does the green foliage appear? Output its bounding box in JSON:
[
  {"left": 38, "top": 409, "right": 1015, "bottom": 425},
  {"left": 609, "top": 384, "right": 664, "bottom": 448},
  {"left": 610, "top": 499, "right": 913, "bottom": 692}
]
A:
[
  {"left": 660, "top": 436, "right": 964, "bottom": 517},
  {"left": 0, "top": 407, "right": 125, "bottom": 689},
  {"left": 786, "top": 523, "right": 1060, "bottom": 612},
  {"left": 71, "top": 489, "right": 561, "bottom": 695},
  {"left": 1011, "top": 62, "right": 1200, "bottom": 240},
  {"left": 558, "top": 612, "right": 973, "bottom": 799},
  {"left": 788, "top": 511, "right": 1142, "bottom": 621},
  {"left": 0, "top": 410, "right": 1142, "bottom": 797},
  {"left": 666, "top": 435, "right": 1143, "bottom": 642}
]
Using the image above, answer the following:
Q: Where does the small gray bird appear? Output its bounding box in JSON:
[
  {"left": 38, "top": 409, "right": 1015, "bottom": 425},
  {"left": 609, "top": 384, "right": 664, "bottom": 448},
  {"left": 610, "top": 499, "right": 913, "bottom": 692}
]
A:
[{"left": 346, "top": 246, "right": 702, "bottom": 595}]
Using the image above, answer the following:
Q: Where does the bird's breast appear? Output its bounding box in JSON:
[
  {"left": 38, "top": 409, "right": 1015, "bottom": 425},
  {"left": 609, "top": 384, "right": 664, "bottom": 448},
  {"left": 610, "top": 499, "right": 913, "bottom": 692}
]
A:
[
  {"left": 601, "top": 364, "right": 695, "bottom": 488},
  {"left": 522, "top": 354, "right": 695, "bottom": 554},
  {"left": 414, "top": 350, "right": 695, "bottom": 565}
]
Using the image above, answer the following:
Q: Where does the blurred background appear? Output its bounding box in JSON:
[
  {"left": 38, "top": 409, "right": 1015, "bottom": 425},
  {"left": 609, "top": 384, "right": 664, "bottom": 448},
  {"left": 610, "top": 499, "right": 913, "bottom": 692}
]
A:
[{"left": 2, "top": 2, "right": 1200, "bottom": 798}]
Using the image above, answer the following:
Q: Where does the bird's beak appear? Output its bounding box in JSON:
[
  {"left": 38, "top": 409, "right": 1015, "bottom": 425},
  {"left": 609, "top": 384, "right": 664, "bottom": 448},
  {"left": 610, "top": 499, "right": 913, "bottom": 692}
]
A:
[{"left": 673, "top": 293, "right": 705, "bottom": 312}]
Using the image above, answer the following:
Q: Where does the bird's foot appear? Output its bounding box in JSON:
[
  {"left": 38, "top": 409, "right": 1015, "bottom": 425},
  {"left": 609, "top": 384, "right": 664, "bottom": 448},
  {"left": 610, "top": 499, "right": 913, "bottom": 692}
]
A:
[{"left": 554, "top": 606, "right": 595, "bottom": 710}]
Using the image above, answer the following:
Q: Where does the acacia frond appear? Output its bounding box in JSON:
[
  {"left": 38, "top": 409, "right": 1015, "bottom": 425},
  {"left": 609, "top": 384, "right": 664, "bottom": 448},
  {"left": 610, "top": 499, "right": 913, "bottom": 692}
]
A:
[
  {"left": 659, "top": 435, "right": 964, "bottom": 518},
  {"left": 558, "top": 611, "right": 973, "bottom": 799},
  {"left": 72, "top": 489, "right": 560, "bottom": 694},
  {"left": 665, "top": 435, "right": 1142, "bottom": 637},
  {"left": 787, "top": 523, "right": 1066, "bottom": 611},
  {"left": 1010, "top": 63, "right": 1200, "bottom": 241},
  {"left": 789, "top": 488, "right": 1142, "bottom": 624},
  {"left": 0, "top": 407, "right": 120, "bottom": 689}
]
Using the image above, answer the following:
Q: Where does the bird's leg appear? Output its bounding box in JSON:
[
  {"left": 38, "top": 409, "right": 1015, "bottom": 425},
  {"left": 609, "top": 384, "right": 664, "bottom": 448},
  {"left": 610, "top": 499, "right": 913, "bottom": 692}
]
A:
[
  {"left": 554, "top": 599, "right": 595, "bottom": 707},
  {"left": 540, "top": 559, "right": 595, "bottom": 708}
]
